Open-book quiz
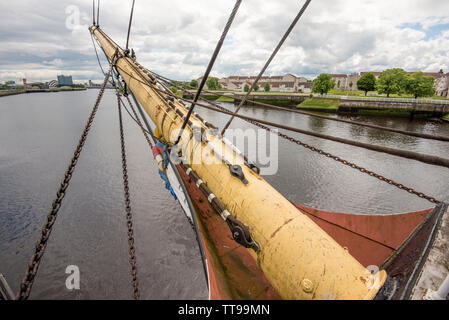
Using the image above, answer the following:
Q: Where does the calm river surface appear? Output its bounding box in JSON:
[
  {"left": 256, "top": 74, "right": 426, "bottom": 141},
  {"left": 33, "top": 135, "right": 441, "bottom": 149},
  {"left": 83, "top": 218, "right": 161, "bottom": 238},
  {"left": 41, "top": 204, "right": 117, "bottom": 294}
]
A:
[{"left": 0, "top": 90, "right": 448, "bottom": 299}]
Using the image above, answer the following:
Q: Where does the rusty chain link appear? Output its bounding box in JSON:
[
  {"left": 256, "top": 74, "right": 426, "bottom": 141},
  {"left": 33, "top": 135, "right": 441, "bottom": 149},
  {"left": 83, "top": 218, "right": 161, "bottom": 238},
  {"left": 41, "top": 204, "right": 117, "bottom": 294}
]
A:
[
  {"left": 120, "top": 93, "right": 199, "bottom": 232},
  {"left": 17, "top": 65, "right": 113, "bottom": 300},
  {"left": 210, "top": 102, "right": 441, "bottom": 205},
  {"left": 275, "top": 131, "right": 439, "bottom": 204},
  {"left": 119, "top": 63, "right": 442, "bottom": 205},
  {"left": 115, "top": 88, "right": 140, "bottom": 300},
  {"left": 123, "top": 95, "right": 153, "bottom": 149}
]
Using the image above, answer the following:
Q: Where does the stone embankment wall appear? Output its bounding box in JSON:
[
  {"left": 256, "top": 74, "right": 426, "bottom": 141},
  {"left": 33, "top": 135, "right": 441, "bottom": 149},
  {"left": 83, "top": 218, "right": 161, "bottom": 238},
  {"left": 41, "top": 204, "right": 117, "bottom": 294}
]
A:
[{"left": 339, "top": 99, "right": 449, "bottom": 114}]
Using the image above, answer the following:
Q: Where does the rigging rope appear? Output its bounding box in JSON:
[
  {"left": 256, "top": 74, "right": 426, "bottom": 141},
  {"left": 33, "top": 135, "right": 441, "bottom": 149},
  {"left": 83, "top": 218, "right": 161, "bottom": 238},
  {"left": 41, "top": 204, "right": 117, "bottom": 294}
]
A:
[
  {"left": 92, "top": 0, "right": 96, "bottom": 25},
  {"left": 228, "top": 97, "right": 449, "bottom": 142},
  {"left": 186, "top": 97, "right": 443, "bottom": 205},
  {"left": 221, "top": 0, "right": 312, "bottom": 135},
  {"left": 115, "top": 85, "right": 141, "bottom": 300},
  {"left": 90, "top": 32, "right": 106, "bottom": 76},
  {"left": 132, "top": 67, "right": 446, "bottom": 204},
  {"left": 116, "top": 77, "right": 211, "bottom": 288},
  {"left": 151, "top": 69, "right": 449, "bottom": 142},
  {"left": 175, "top": 0, "right": 242, "bottom": 145},
  {"left": 90, "top": 24, "right": 443, "bottom": 204},
  {"left": 17, "top": 64, "right": 113, "bottom": 300},
  {"left": 113, "top": 63, "right": 449, "bottom": 170},
  {"left": 97, "top": 0, "right": 100, "bottom": 26},
  {"left": 108, "top": 61, "right": 443, "bottom": 203},
  {"left": 183, "top": 100, "right": 449, "bottom": 169},
  {"left": 125, "top": 0, "right": 136, "bottom": 51},
  {"left": 153, "top": 69, "right": 449, "bottom": 143},
  {"left": 112, "top": 68, "right": 211, "bottom": 289}
]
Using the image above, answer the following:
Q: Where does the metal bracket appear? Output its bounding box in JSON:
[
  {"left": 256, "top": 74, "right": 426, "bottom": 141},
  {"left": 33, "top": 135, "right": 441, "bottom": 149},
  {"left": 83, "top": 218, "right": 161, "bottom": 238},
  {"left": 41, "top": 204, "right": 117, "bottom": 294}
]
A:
[
  {"left": 122, "top": 80, "right": 129, "bottom": 97},
  {"left": 246, "top": 162, "right": 260, "bottom": 174},
  {"left": 228, "top": 164, "right": 248, "bottom": 184},
  {"left": 226, "top": 217, "right": 260, "bottom": 252}
]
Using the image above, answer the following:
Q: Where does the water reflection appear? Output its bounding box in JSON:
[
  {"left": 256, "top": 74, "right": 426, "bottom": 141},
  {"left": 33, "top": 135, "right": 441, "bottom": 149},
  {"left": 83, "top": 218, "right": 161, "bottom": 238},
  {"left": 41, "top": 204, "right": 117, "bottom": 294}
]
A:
[{"left": 0, "top": 92, "right": 448, "bottom": 300}]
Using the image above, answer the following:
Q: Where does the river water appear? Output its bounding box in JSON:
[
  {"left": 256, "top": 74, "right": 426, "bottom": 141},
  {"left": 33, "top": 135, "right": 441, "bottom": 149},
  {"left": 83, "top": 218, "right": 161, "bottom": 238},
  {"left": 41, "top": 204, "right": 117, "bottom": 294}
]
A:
[{"left": 0, "top": 90, "right": 448, "bottom": 299}]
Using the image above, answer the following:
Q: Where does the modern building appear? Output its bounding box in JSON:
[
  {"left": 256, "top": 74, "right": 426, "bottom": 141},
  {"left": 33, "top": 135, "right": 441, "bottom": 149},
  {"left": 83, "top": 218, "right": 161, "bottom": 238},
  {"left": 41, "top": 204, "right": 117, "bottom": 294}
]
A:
[
  {"left": 57, "top": 75, "right": 73, "bottom": 86},
  {"left": 199, "top": 74, "right": 312, "bottom": 93},
  {"left": 47, "top": 80, "right": 58, "bottom": 88}
]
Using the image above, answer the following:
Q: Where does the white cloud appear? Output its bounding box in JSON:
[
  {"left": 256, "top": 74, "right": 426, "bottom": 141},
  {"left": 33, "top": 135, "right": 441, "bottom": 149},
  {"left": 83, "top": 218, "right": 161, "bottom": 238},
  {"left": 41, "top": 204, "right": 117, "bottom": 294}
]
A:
[{"left": 1, "top": 0, "right": 449, "bottom": 83}]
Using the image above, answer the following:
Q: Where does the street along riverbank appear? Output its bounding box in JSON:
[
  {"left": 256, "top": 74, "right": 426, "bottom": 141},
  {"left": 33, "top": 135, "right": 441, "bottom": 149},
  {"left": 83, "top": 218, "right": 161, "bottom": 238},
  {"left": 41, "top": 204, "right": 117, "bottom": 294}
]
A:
[{"left": 0, "top": 87, "right": 87, "bottom": 98}]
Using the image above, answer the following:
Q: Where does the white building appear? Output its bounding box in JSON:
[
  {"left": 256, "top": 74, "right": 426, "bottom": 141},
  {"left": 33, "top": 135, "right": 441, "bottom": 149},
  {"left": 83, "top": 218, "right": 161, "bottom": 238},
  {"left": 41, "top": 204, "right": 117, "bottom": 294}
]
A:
[
  {"left": 202, "top": 74, "right": 311, "bottom": 93},
  {"left": 331, "top": 70, "right": 449, "bottom": 97}
]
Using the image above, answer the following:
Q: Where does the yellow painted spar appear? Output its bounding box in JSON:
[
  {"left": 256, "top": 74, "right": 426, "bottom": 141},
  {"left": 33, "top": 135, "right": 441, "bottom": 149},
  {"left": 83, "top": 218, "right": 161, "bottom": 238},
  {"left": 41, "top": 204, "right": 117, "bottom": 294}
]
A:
[{"left": 91, "top": 25, "right": 387, "bottom": 300}]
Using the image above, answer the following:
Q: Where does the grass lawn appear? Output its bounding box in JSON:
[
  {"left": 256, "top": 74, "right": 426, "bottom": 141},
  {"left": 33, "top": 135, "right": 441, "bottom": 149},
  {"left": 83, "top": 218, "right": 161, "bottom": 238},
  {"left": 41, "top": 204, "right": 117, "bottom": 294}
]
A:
[
  {"left": 297, "top": 98, "right": 340, "bottom": 111},
  {"left": 328, "top": 89, "right": 369, "bottom": 96},
  {"left": 216, "top": 96, "right": 234, "bottom": 102},
  {"left": 329, "top": 89, "right": 449, "bottom": 100}
]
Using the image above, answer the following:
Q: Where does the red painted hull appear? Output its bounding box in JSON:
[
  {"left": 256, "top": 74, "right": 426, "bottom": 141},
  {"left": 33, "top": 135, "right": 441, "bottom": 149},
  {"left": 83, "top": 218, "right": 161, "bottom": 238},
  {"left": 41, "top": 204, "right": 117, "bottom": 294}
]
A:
[
  {"left": 176, "top": 165, "right": 443, "bottom": 300},
  {"left": 294, "top": 204, "right": 433, "bottom": 268}
]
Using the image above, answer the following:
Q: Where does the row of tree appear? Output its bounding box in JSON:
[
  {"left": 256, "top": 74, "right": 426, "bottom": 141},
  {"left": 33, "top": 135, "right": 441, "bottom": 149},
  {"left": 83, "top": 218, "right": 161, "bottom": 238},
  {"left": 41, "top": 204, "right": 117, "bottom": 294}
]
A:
[
  {"left": 178, "top": 77, "right": 222, "bottom": 90},
  {"left": 185, "top": 77, "right": 273, "bottom": 92},
  {"left": 312, "top": 69, "right": 436, "bottom": 98},
  {"left": 243, "top": 83, "right": 271, "bottom": 92}
]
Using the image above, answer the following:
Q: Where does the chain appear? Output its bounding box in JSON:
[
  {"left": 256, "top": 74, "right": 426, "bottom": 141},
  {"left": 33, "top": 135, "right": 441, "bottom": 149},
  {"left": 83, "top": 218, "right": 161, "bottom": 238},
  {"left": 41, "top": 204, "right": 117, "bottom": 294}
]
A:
[
  {"left": 116, "top": 89, "right": 140, "bottom": 300},
  {"left": 16, "top": 65, "right": 112, "bottom": 300},
  {"left": 211, "top": 102, "right": 441, "bottom": 205},
  {"left": 131, "top": 66, "right": 441, "bottom": 204},
  {"left": 123, "top": 95, "right": 153, "bottom": 149},
  {"left": 113, "top": 59, "right": 442, "bottom": 205},
  {"left": 277, "top": 131, "right": 439, "bottom": 203},
  {"left": 120, "top": 94, "right": 199, "bottom": 231}
]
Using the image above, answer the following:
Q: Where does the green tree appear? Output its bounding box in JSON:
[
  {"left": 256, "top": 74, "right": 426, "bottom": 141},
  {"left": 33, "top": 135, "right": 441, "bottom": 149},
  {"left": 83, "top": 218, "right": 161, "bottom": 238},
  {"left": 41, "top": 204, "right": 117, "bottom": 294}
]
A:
[
  {"left": 190, "top": 79, "right": 198, "bottom": 89},
  {"left": 244, "top": 84, "right": 250, "bottom": 92},
  {"left": 206, "top": 77, "right": 221, "bottom": 90},
  {"left": 337, "top": 80, "right": 341, "bottom": 88},
  {"left": 169, "top": 86, "right": 177, "bottom": 94},
  {"left": 357, "top": 72, "right": 377, "bottom": 96},
  {"left": 376, "top": 68, "right": 408, "bottom": 97},
  {"left": 254, "top": 84, "right": 259, "bottom": 92},
  {"left": 312, "top": 74, "right": 336, "bottom": 95},
  {"left": 349, "top": 82, "right": 353, "bottom": 90},
  {"left": 405, "top": 72, "right": 435, "bottom": 99},
  {"left": 264, "top": 83, "right": 271, "bottom": 92}
]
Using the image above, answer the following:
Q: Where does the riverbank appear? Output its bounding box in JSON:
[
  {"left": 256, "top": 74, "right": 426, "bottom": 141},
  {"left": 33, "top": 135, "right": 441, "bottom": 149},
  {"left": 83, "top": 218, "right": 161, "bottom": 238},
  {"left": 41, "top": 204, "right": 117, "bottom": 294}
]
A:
[
  {"left": 297, "top": 97, "right": 449, "bottom": 119},
  {"left": 0, "top": 87, "right": 87, "bottom": 97},
  {"left": 182, "top": 90, "right": 449, "bottom": 119},
  {"left": 183, "top": 91, "right": 308, "bottom": 107}
]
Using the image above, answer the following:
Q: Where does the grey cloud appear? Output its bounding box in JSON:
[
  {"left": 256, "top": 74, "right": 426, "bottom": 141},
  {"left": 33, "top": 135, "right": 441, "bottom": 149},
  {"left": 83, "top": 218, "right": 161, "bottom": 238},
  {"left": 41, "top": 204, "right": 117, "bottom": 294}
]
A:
[{"left": 1, "top": 0, "right": 449, "bottom": 83}]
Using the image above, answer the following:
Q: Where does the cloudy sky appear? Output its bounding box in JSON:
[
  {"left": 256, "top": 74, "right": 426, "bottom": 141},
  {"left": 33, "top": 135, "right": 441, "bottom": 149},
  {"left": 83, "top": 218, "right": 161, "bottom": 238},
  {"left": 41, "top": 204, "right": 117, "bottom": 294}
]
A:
[{"left": 1, "top": 0, "right": 449, "bottom": 83}]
